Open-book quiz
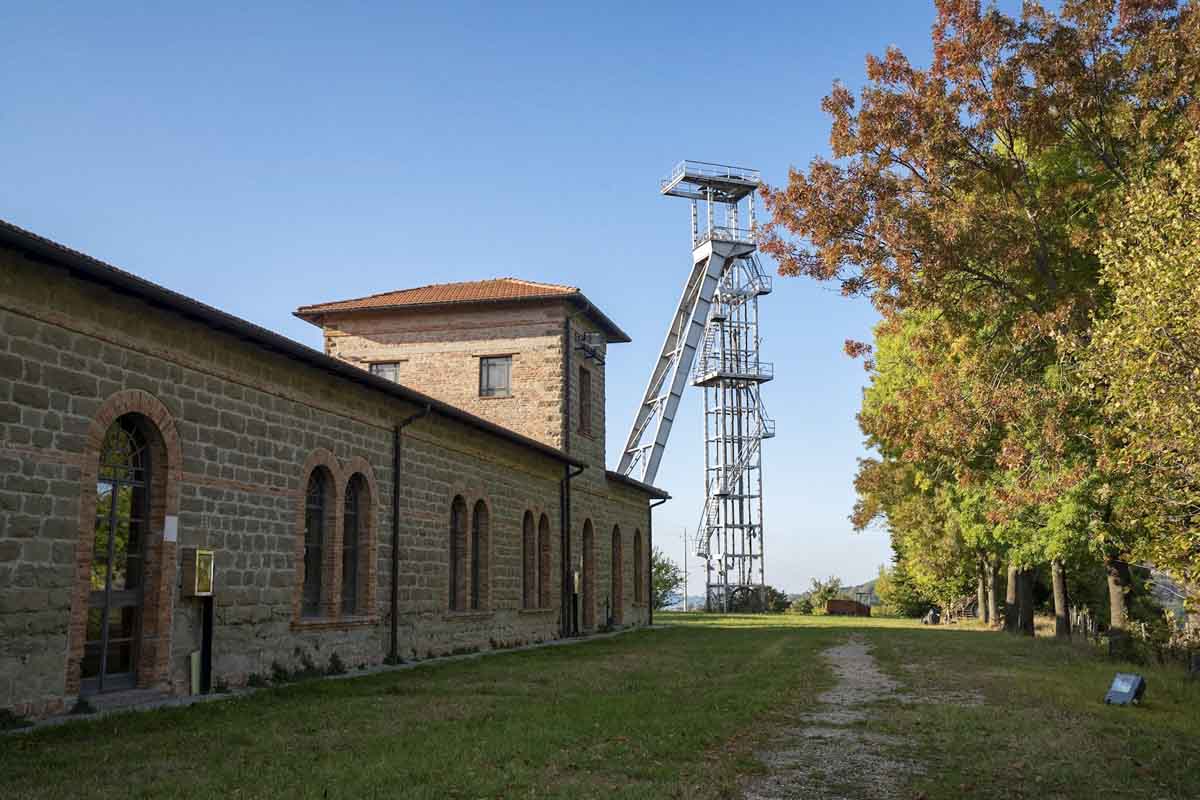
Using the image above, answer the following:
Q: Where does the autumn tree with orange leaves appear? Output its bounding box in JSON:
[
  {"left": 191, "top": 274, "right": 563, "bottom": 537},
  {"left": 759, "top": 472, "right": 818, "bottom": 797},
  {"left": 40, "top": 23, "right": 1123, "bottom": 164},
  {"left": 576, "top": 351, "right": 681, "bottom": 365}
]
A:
[{"left": 764, "top": 0, "right": 1198, "bottom": 638}]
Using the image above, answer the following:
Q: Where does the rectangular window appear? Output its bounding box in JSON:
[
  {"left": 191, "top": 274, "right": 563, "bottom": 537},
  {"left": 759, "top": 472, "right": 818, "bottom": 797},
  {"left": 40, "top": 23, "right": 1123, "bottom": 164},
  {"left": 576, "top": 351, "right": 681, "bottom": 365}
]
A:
[
  {"left": 578, "top": 366, "right": 592, "bottom": 435},
  {"left": 479, "top": 356, "right": 512, "bottom": 397},
  {"left": 369, "top": 362, "right": 401, "bottom": 383}
]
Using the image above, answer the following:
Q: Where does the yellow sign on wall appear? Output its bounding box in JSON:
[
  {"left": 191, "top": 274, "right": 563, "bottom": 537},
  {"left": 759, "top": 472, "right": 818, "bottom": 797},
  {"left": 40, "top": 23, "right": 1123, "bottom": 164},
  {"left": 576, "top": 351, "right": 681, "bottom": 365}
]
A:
[{"left": 182, "top": 547, "right": 215, "bottom": 597}]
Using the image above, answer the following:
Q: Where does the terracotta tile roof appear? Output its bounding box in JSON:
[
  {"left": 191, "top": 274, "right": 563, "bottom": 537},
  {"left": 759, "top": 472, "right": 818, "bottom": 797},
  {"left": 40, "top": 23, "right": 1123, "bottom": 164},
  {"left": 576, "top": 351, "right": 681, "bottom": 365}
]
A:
[
  {"left": 295, "top": 277, "right": 579, "bottom": 315},
  {"left": 295, "top": 277, "right": 630, "bottom": 342}
]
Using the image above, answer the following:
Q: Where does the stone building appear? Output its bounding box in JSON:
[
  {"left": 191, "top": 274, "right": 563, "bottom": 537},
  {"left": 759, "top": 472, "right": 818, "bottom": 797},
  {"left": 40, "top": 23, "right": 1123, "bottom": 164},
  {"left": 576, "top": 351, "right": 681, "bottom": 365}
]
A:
[{"left": 0, "top": 219, "right": 667, "bottom": 719}]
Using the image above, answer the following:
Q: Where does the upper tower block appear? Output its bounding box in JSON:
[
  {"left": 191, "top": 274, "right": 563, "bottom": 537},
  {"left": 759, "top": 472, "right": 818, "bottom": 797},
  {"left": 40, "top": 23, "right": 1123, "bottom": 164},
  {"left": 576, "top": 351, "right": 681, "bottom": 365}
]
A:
[{"left": 295, "top": 277, "right": 628, "bottom": 461}]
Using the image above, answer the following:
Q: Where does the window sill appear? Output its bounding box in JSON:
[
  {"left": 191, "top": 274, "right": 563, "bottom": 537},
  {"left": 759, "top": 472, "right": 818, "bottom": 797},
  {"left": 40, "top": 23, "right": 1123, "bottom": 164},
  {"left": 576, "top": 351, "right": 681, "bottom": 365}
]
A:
[
  {"left": 291, "top": 616, "right": 377, "bottom": 632},
  {"left": 478, "top": 394, "right": 514, "bottom": 401},
  {"left": 518, "top": 607, "right": 557, "bottom": 615},
  {"left": 446, "top": 610, "right": 495, "bottom": 622}
]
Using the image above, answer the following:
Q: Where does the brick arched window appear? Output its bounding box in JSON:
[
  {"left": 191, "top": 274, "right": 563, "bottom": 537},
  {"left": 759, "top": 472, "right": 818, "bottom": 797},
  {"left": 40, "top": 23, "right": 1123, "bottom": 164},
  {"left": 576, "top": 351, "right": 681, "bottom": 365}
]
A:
[
  {"left": 522, "top": 511, "right": 536, "bottom": 609},
  {"left": 581, "top": 519, "right": 595, "bottom": 629},
  {"left": 69, "top": 389, "right": 181, "bottom": 698},
  {"left": 611, "top": 524, "right": 624, "bottom": 624},
  {"left": 538, "top": 513, "right": 551, "bottom": 609},
  {"left": 633, "top": 529, "right": 644, "bottom": 604},
  {"left": 470, "top": 500, "right": 489, "bottom": 610},
  {"left": 449, "top": 495, "right": 467, "bottom": 611},
  {"left": 83, "top": 416, "right": 157, "bottom": 693},
  {"left": 303, "top": 467, "right": 335, "bottom": 618},
  {"left": 342, "top": 474, "right": 369, "bottom": 616}
]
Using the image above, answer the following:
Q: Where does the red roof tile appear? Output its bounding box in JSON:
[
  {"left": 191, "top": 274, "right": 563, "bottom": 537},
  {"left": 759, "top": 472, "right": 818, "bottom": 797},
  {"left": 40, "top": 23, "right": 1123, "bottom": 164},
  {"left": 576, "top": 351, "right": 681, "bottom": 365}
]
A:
[
  {"left": 295, "top": 277, "right": 631, "bottom": 342},
  {"left": 295, "top": 277, "right": 579, "bottom": 315}
]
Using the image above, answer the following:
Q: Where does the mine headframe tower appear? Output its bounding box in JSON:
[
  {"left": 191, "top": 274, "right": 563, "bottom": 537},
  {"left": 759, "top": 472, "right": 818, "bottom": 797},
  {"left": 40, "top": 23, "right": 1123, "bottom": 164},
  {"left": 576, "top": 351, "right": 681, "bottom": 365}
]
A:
[{"left": 618, "top": 160, "right": 774, "bottom": 612}]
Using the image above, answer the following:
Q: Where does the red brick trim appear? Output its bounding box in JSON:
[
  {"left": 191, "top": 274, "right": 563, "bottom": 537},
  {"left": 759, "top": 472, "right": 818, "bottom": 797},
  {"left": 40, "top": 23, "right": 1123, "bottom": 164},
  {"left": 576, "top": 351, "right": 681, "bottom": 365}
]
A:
[
  {"left": 445, "top": 610, "right": 495, "bottom": 622},
  {"left": 468, "top": 496, "right": 493, "bottom": 611},
  {"left": 521, "top": 510, "right": 537, "bottom": 610},
  {"left": 581, "top": 518, "right": 596, "bottom": 630},
  {"left": 610, "top": 524, "right": 625, "bottom": 625},
  {"left": 537, "top": 512, "right": 553, "bottom": 610},
  {"left": 633, "top": 529, "right": 645, "bottom": 605},
  {"left": 67, "top": 389, "right": 183, "bottom": 697},
  {"left": 289, "top": 617, "right": 376, "bottom": 632},
  {"left": 294, "top": 450, "right": 344, "bottom": 623},
  {"left": 446, "top": 485, "right": 493, "bottom": 613},
  {"left": 342, "top": 456, "right": 379, "bottom": 618}
]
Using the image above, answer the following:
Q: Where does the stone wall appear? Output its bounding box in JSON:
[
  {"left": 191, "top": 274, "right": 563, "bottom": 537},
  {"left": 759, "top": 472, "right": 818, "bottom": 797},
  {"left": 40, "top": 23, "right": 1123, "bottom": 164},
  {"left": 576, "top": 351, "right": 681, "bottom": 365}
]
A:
[
  {"left": 0, "top": 241, "right": 653, "bottom": 719},
  {"left": 310, "top": 285, "right": 649, "bottom": 635},
  {"left": 320, "top": 303, "right": 568, "bottom": 450}
]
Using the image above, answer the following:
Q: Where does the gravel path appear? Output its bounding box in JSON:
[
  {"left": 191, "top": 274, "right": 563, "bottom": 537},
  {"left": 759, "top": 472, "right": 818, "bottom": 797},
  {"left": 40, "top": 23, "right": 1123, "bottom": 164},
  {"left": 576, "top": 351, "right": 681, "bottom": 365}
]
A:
[{"left": 742, "top": 636, "right": 923, "bottom": 800}]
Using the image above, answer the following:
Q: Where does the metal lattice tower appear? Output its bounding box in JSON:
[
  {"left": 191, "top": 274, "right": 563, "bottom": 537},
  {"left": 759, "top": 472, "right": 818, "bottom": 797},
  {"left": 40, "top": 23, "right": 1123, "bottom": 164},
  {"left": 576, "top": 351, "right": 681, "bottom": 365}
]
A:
[{"left": 618, "top": 160, "right": 774, "bottom": 611}]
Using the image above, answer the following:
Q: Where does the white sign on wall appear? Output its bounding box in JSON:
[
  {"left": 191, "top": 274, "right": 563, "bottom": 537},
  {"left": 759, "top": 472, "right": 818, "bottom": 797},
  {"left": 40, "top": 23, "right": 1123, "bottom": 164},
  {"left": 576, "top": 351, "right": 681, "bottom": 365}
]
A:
[{"left": 164, "top": 515, "right": 179, "bottom": 543}]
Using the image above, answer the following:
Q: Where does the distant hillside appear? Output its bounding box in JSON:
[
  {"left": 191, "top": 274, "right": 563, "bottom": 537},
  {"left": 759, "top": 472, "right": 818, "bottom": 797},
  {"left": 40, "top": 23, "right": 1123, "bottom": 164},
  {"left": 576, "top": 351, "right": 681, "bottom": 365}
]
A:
[
  {"left": 846, "top": 578, "right": 880, "bottom": 606},
  {"left": 787, "top": 578, "right": 882, "bottom": 607}
]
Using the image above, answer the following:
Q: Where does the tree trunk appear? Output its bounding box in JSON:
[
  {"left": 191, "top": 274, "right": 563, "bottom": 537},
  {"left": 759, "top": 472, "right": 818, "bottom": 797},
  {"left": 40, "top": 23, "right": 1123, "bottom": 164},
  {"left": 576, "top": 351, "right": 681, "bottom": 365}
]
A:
[
  {"left": 1105, "top": 553, "right": 1132, "bottom": 633},
  {"left": 988, "top": 560, "right": 1001, "bottom": 627},
  {"left": 977, "top": 562, "right": 988, "bottom": 624},
  {"left": 1105, "top": 552, "right": 1133, "bottom": 657},
  {"left": 1017, "top": 568, "right": 1035, "bottom": 637},
  {"left": 1052, "top": 560, "right": 1071, "bottom": 639},
  {"left": 1004, "top": 564, "right": 1019, "bottom": 633}
]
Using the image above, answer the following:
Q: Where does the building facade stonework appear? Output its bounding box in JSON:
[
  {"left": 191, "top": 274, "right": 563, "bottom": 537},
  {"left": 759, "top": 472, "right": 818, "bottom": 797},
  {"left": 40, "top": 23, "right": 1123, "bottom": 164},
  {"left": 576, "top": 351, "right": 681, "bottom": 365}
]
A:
[{"left": 0, "top": 222, "right": 666, "bottom": 719}]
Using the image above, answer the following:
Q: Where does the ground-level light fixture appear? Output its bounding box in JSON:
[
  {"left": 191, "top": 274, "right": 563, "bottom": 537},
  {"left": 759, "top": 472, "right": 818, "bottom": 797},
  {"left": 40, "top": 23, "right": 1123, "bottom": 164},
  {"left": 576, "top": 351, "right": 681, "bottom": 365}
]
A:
[{"left": 1104, "top": 673, "right": 1146, "bottom": 705}]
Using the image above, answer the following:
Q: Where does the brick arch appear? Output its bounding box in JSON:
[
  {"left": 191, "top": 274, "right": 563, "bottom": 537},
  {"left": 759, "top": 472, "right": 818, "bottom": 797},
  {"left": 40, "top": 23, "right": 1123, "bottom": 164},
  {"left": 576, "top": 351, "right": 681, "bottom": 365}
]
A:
[
  {"left": 633, "top": 529, "right": 645, "bottom": 605},
  {"left": 537, "top": 512, "right": 553, "bottom": 609},
  {"left": 611, "top": 524, "right": 624, "bottom": 625},
  {"left": 294, "top": 449, "right": 344, "bottom": 621},
  {"left": 521, "top": 510, "right": 537, "bottom": 609},
  {"left": 68, "top": 389, "right": 183, "bottom": 697},
  {"left": 342, "top": 457, "right": 379, "bottom": 618},
  {"left": 449, "top": 494, "right": 469, "bottom": 611},
  {"left": 468, "top": 497, "right": 492, "bottom": 611},
  {"left": 581, "top": 518, "right": 595, "bottom": 630}
]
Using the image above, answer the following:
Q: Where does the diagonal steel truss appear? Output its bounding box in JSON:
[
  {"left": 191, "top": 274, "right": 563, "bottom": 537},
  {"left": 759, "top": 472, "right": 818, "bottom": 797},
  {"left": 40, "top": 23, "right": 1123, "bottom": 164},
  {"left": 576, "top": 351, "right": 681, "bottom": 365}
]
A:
[{"left": 616, "top": 239, "right": 753, "bottom": 484}]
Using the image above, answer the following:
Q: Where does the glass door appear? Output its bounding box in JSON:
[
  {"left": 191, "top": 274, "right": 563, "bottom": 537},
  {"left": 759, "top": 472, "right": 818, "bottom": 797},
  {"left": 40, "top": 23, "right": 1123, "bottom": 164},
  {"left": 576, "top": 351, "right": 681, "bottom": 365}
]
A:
[{"left": 81, "top": 419, "right": 147, "bottom": 694}]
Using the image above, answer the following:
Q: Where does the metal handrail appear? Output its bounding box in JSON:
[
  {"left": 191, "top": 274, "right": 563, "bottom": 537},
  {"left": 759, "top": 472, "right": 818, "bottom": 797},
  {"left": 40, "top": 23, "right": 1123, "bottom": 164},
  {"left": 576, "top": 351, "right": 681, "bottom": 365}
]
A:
[
  {"left": 663, "top": 160, "right": 761, "bottom": 187},
  {"left": 694, "top": 226, "right": 757, "bottom": 247},
  {"left": 693, "top": 355, "right": 775, "bottom": 380}
]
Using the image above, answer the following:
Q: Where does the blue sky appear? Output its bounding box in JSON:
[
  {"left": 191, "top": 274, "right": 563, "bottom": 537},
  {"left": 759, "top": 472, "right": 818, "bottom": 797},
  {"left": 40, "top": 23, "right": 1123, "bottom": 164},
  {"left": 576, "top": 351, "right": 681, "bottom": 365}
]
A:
[{"left": 1, "top": 1, "right": 1008, "bottom": 592}]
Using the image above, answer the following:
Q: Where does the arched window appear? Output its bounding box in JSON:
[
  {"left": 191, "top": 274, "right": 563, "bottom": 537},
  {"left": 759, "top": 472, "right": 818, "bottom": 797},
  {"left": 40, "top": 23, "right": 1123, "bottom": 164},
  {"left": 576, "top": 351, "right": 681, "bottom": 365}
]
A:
[
  {"left": 84, "top": 416, "right": 151, "bottom": 693},
  {"left": 633, "top": 529, "right": 644, "bottom": 604},
  {"left": 303, "top": 468, "right": 332, "bottom": 617},
  {"left": 538, "top": 513, "right": 551, "bottom": 609},
  {"left": 471, "top": 500, "right": 489, "bottom": 610},
  {"left": 582, "top": 519, "right": 595, "bottom": 629},
  {"left": 522, "top": 511, "right": 536, "bottom": 609},
  {"left": 611, "top": 525, "right": 624, "bottom": 624},
  {"left": 343, "top": 474, "right": 367, "bottom": 615},
  {"left": 449, "top": 496, "right": 467, "bottom": 611}
]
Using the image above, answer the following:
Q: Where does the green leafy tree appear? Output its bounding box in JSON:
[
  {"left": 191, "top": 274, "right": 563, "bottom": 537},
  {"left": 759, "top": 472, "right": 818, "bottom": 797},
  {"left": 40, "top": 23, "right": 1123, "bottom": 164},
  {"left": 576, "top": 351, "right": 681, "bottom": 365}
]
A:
[
  {"left": 765, "top": 0, "right": 1198, "bottom": 638},
  {"left": 808, "top": 576, "right": 845, "bottom": 613},
  {"left": 789, "top": 596, "right": 815, "bottom": 615},
  {"left": 875, "top": 561, "right": 931, "bottom": 618},
  {"left": 650, "top": 547, "right": 684, "bottom": 611},
  {"left": 1086, "top": 137, "right": 1200, "bottom": 600},
  {"left": 764, "top": 586, "right": 792, "bottom": 614}
]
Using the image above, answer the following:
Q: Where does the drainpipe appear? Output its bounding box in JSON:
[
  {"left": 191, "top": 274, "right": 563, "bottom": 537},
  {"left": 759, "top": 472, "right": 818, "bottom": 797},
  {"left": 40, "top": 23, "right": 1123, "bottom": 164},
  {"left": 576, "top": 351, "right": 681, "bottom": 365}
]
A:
[
  {"left": 560, "top": 463, "right": 585, "bottom": 637},
  {"left": 389, "top": 403, "right": 431, "bottom": 664},
  {"left": 648, "top": 497, "right": 668, "bottom": 626}
]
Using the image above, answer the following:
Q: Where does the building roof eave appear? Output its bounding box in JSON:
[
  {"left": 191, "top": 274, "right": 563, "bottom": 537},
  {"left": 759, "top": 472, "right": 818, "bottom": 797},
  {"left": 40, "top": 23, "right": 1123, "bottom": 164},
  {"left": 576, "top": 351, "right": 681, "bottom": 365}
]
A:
[
  {"left": 605, "top": 470, "right": 670, "bottom": 500},
  {"left": 0, "top": 219, "right": 585, "bottom": 469}
]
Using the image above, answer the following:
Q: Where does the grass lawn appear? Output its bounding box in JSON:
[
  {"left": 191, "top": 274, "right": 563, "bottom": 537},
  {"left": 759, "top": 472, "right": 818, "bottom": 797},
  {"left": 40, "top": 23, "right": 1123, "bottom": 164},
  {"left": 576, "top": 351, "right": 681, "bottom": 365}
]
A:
[{"left": 2, "top": 615, "right": 1196, "bottom": 799}]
